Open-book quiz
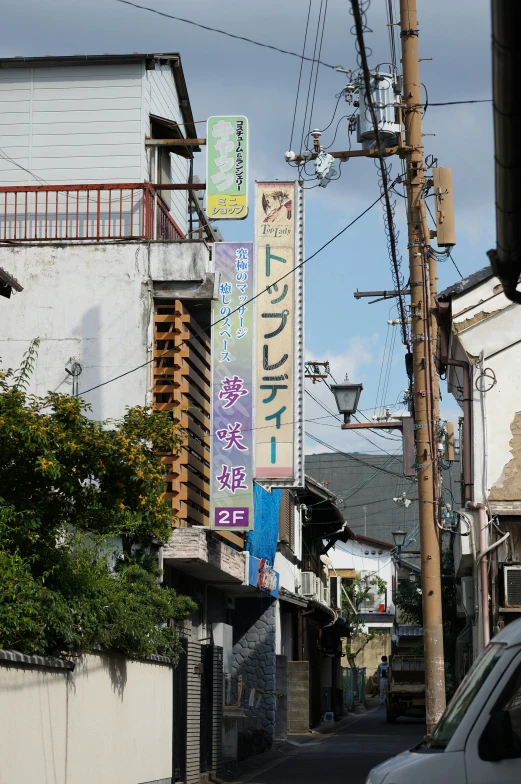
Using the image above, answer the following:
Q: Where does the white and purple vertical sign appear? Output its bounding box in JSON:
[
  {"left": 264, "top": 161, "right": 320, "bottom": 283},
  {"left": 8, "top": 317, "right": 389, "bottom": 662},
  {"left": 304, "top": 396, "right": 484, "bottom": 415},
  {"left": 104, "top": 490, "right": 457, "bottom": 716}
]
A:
[{"left": 210, "top": 243, "right": 254, "bottom": 531}]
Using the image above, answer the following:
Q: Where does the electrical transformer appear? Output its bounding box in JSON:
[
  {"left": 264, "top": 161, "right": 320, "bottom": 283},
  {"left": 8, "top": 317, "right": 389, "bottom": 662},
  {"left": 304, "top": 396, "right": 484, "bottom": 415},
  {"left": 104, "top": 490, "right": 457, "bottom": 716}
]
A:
[{"left": 357, "top": 72, "right": 400, "bottom": 143}]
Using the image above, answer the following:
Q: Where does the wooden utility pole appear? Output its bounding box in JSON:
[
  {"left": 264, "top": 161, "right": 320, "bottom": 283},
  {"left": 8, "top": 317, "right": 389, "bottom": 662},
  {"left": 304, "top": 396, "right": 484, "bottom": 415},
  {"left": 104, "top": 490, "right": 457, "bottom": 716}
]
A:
[{"left": 400, "top": 0, "right": 446, "bottom": 731}]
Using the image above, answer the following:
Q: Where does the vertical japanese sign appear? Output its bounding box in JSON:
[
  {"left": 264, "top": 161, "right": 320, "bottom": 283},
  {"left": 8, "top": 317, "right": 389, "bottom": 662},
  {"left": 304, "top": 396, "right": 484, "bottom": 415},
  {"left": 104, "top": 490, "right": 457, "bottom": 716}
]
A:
[
  {"left": 211, "top": 243, "right": 254, "bottom": 530},
  {"left": 254, "top": 182, "right": 304, "bottom": 485},
  {"left": 206, "top": 116, "right": 248, "bottom": 220}
]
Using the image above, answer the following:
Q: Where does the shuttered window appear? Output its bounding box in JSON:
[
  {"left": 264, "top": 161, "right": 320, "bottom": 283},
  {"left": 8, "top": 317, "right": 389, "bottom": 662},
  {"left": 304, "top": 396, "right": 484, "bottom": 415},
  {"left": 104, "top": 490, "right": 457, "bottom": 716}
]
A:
[{"left": 278, "top": 490, "right": 295, "bottom": 551}]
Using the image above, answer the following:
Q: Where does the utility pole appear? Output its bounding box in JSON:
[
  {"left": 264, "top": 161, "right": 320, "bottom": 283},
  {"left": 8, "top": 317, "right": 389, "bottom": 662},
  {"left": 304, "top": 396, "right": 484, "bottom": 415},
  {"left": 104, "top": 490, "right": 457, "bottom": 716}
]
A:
[{"left": 400, "top": 0, "right": 446, "bottom": 730}]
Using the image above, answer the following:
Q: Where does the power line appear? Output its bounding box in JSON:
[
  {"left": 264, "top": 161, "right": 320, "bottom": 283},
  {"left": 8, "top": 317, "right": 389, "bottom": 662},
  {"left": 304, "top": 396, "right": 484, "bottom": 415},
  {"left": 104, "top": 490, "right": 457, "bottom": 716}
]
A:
[
  {"left": 114, "top": 0, "right": 341, "bottom": 70},
  {"left": 305, "top": 430, "right": 414, "bottom": 481},
  {"left": 289, "top": 0, "right": 312, "bottom": 152},
  {"left": 428, "top": 99, "right": 492, "bottom": 107},
  {"left": 78, "top": 194, "right": 382, "bottom": 397},
  {"left": 349, "top": 0, "right": 409, "bottom": 351},
  {"left": 307, "top": 0, "right": 330, "bottom": 139},
  {"left": 305, "top": 384, "right": 401, "bottom": 454},
  {"left": 299, "top": 0, "right": 327, "bottom": 157},
  {"left": 424, "top": 201, "right": 463, "bottom": 279}
]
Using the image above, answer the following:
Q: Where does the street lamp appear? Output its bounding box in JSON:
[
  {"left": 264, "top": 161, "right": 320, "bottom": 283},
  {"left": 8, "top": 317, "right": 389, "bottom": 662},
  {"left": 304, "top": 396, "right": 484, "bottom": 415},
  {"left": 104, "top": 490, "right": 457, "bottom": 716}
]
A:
[
  {"left": 391, "top": 529, "right": 407, "bottom": 550},
  {"left": 330, "top": 380, "right": 363, "bottom": 425}
]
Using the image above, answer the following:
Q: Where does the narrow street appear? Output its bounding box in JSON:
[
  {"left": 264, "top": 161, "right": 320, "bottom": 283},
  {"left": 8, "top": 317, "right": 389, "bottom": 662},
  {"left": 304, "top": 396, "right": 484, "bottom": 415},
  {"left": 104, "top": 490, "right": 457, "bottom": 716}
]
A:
[{"left": 245, "top": 703, "right": 426, "bottom": 784}]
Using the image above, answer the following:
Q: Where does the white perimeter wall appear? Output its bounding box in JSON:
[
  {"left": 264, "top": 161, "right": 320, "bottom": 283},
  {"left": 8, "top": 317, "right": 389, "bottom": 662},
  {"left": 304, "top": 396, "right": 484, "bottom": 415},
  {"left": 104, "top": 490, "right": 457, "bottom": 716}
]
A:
[
  {"left": 0, "top": 651, "right": 173, "bottom": 784},
  {"left": 0, "top": 241, "right": 211, "bottom": 421}
]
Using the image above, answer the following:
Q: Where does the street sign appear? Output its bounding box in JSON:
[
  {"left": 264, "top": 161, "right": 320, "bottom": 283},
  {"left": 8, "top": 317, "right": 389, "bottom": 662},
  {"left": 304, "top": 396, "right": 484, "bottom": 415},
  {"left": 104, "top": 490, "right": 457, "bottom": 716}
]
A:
[
  {"left": 210, "top": 243, "right": 254, "bottom": 531},
  {"left": 206, "top": 116, "right": 248, "bottom": 220}
]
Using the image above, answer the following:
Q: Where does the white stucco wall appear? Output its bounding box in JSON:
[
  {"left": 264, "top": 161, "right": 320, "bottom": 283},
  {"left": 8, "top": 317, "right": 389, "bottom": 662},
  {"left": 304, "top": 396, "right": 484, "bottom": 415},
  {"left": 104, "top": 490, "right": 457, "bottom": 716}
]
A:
[
  {"left": 0, "top": 651, "right": 173, "bottom": 784},
  {"left": 0, "top": 241, "right": 211, "bottom": 421},
  {"left": 449, "top": 281, "right": 521, "bottom": 503}
]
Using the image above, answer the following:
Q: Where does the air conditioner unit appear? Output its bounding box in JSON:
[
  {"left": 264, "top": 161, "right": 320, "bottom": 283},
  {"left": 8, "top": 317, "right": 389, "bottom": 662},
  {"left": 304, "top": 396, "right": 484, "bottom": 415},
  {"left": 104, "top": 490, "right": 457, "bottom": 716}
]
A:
[
  {"left": 301, "top": 571, "right": 318, "bottom": 597},
  {"left": 322, "top": 586, "right": 330, "bottom": 607},
  {"left": 504, "top": 565, "right": 521, "bottom": 609}
]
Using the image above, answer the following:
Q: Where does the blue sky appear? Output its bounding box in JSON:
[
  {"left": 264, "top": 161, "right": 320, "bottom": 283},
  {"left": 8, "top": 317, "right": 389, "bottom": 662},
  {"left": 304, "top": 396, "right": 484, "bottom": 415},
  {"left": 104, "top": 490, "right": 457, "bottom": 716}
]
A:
[{"left": 2, "top": 0, "right": 494, "bottom": 453}]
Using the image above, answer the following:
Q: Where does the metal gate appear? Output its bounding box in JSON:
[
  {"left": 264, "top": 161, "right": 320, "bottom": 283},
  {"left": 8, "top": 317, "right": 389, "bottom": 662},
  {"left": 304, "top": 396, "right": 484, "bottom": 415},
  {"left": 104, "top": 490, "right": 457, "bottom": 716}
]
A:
[
  {"left": 173, "top": 640, "right": 187, "bottom": 782},
  {"left": 200, "top": 645, "right": 223, "bottom": 776}
]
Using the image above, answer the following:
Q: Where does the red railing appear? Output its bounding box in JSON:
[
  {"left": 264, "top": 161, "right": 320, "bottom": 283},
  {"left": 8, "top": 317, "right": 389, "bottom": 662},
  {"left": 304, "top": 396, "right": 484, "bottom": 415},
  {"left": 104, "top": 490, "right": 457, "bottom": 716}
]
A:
[{"left": 0, "top": 183, "right": 194, "bottom": 242}]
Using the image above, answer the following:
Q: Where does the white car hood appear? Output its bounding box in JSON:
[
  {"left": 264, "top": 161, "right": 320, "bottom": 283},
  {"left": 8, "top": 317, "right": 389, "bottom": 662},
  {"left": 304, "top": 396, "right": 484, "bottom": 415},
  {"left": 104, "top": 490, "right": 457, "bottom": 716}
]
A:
[{"left": 367, "top": 748, "right": 464, "bottom": 784}]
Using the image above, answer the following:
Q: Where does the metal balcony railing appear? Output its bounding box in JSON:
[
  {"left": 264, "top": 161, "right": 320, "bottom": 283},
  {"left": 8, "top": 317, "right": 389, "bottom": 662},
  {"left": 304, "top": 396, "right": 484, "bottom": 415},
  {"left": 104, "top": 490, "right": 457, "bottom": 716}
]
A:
[{"left": 0, "top": 182, "right": 198, "bottom": 242}]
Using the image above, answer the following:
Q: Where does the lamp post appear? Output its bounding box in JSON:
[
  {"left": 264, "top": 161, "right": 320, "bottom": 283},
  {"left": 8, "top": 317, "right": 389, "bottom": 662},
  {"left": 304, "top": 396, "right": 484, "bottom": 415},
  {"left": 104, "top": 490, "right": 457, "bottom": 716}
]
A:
[
  {"left": 330, "top": 379, "right": 363, "bottom": 425},
  {"left": 329, "top": 377, "right": 415, "bottom": 477},
  {"left": 391, "top": 529, "right": 407, "bottom": 551}
]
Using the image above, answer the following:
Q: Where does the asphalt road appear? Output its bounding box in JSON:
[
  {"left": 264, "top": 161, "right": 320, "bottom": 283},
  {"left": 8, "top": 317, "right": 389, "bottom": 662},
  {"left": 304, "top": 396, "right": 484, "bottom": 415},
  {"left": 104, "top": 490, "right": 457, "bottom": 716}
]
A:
[{"left": 246, "top": 703, "right": 426, "bottom": 784}]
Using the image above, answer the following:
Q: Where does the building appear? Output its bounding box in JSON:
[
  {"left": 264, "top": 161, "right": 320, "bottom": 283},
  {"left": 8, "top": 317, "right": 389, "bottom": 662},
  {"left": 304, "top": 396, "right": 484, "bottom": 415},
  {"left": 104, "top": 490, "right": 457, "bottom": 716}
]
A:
[
  {"left": 306, "top": 451, "right": 461, "bottom": 546},
  {"left": 0, "top": 51, "right": 242, "bottom": 784},
  {"left": 0, "top": 52, "right": 357, "bottom": 780},
  {"left": 437, "top": 265, "right": 521, "bottom": 673}
]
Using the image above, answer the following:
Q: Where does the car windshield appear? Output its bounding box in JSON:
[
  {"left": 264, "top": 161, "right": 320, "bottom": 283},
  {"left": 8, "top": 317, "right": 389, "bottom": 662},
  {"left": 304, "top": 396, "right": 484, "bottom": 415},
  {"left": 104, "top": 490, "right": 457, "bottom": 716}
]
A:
[{"left": 428, "top": 643, "right": 505, "bottom": 749}]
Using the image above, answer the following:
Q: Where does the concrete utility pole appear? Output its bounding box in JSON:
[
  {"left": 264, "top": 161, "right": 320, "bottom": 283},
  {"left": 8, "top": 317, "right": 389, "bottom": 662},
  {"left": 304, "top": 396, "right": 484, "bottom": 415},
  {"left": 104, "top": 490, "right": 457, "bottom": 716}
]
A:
[{"left": 400, "top": 0, "right": 446, "bottom": 730}]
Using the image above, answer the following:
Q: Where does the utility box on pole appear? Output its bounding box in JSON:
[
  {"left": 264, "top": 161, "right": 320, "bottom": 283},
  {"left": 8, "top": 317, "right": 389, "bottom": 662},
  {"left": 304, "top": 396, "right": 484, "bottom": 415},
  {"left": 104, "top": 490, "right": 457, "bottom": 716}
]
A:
[{"left": 433, "top": 167, "right": 456, "bottom": 247}]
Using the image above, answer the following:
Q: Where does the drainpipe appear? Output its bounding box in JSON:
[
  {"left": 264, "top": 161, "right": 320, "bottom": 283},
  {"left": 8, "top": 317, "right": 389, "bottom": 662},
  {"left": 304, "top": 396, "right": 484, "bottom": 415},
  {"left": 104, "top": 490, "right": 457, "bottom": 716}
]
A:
[
  {"left": 438, "top": 318, "right": 473, "bottom": 502},
  {"left": 466, "top": 502, "right": 490, "bottom": 649},
  {"left": 444, "top": 357, "right": 473, "bottom": 503}
]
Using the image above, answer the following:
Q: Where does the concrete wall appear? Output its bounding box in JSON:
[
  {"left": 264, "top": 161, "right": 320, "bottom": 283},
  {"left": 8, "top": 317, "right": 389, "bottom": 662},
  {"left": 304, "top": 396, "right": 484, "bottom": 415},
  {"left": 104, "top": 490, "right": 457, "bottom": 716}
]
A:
[
  {"left": 232, "top": 598, "right": 277, "bottom": 736},
  {"left": 0, "top": 649, "right": 173, "bottom": 784},
  {"left": 348, "top": 633, "right": 391, "bottom": 679},
  {"left": 0, "top": 241, "right": 211, "bottom": 421},
  {"left": 287, "top": 661, "right": 309, "bottom": 734}
]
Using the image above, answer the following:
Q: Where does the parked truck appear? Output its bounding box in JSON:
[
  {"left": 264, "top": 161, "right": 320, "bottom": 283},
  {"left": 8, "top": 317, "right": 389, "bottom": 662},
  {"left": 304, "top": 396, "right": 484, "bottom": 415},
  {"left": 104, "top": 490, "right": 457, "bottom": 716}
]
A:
[{"left": 386, "top": 655, "right": 425, "bottom": 723}]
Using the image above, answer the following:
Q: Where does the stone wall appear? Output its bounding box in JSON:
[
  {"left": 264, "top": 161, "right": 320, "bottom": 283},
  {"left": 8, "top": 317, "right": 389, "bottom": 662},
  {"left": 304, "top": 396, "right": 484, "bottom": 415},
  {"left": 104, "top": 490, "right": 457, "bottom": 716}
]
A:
[
  {"left": 163, "top": 528, "right": 246, "bottom": 583},
  {"left": 231, "top": 597, "right": 276, "bottom": 736}
]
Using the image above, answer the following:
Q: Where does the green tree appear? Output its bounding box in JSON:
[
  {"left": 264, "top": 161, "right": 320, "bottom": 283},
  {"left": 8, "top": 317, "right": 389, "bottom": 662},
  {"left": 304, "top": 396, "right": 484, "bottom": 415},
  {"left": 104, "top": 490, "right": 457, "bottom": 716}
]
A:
[
  {"left": 395, "top": 551, "right": 463, "bottom": 693},
  {"left": 342, "top": 572, "right": 388, "bottom": 658},
  {"left": 0, "top": 341, "right": 196, "bottom": 659}
]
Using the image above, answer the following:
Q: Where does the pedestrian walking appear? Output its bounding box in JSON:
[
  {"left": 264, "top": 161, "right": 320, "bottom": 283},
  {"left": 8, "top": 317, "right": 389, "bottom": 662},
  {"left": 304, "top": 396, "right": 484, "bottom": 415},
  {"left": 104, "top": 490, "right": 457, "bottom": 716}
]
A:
[{"left": 377, "top": 655, "right": 389, "bottom": 705}]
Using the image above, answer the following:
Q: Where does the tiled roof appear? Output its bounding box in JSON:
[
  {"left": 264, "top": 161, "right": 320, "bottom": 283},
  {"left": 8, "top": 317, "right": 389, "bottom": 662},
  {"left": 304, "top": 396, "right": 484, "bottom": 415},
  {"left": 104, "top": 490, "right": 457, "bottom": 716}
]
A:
[
  {"left": 437, "top": 265, "right": 494, "bottom": 301},
  {"left": 398, "top": 625, "right": 424, "bottom": 637}
]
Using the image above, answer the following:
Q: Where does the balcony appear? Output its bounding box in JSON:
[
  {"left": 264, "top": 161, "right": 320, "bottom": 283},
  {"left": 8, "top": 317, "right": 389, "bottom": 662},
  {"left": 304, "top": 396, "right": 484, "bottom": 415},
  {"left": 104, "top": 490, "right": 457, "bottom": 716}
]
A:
[{"left": 0, "top": 182, "right": 208, "bottom": 243}]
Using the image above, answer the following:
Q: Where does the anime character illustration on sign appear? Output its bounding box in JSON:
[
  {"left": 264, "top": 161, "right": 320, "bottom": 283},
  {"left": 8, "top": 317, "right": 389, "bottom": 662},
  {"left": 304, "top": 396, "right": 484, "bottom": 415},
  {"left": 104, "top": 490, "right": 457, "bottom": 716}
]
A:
[
  {"left": 210, "top": 243, "right": 254, "bottom": 530},
  {"left": 261, "top": 189, "right": 293, "bottom": 224}
]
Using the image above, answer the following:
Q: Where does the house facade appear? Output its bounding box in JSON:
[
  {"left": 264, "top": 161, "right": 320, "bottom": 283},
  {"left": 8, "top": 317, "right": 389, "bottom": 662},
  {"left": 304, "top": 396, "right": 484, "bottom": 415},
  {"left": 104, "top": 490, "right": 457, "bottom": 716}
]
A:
[{"left": 437, "top": 265, "right": 521, "bottom": 675}]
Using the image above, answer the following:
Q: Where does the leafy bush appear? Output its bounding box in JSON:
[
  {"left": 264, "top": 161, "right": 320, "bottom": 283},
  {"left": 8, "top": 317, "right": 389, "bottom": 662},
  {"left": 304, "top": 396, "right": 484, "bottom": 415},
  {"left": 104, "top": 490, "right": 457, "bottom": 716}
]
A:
[{"left": 0, "top": 341, "right": 195, "bottom": 659}]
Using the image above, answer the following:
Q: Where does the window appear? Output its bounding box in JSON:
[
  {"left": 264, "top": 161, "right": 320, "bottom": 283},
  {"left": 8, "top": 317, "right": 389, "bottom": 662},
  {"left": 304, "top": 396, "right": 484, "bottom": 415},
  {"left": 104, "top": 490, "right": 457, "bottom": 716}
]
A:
[
  {"left": 278, "top": 490, "right": 295, "bottom": 550},
  {"left": 494, "top": 664, "right": 521, "bottom": 756},
  {"left": 428, "top": 643, "right": 505, "bottom": 749}
]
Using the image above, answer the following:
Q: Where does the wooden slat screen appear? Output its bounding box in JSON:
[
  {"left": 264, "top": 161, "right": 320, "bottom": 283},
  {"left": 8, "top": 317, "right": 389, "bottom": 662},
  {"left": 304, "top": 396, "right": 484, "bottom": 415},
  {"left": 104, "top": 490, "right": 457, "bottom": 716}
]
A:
[
  {"left": 153, "top": 299, "right": 245, "bottom": 549},
  {"left": 154, "top": 300, "right": 211, "bottom": 528}
]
